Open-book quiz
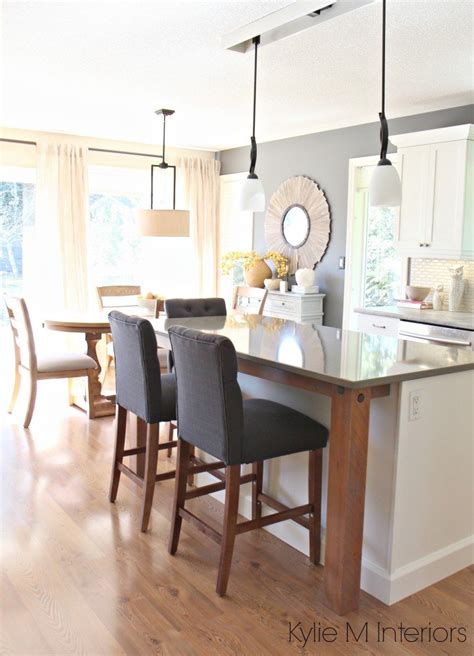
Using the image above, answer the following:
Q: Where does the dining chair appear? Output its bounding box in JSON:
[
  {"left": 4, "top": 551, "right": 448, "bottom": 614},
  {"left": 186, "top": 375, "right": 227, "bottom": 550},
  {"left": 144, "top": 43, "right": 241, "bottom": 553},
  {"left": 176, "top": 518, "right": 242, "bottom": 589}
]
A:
[
  {"left": 96, "top": 285, "right": 141, "bottom": 376},
  {"left": 4, "top": 296, "right": 97, "bottom": 428},
  {"left": 168, "top": 325, "right": 328, "bottom": 596},
  {"left": 232, "top": 286, "right": 267, "bottom": 315}
]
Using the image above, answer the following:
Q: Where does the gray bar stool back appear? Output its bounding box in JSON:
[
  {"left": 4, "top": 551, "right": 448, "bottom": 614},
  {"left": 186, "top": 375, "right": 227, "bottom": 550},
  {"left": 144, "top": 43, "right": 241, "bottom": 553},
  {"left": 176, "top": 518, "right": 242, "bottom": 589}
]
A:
[
  {"left": 108, "top": 311, "right": 178, "bottom": 532},
  {"left": 168, "top": 325, "right": 328, "bottom": 596}
]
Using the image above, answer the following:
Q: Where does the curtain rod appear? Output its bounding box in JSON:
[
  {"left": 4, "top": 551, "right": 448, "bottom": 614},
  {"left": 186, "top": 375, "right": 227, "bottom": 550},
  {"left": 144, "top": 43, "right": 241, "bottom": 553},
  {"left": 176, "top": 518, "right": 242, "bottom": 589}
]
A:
[{"left": 0, "top": 138, "right": 163, "bottom": 159}]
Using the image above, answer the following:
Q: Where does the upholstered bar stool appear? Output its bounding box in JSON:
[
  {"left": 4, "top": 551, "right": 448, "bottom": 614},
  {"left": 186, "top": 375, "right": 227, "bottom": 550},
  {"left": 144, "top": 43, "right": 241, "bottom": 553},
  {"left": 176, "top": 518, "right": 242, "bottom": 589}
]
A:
[
  {"left": 168, "top": 326, "right": 328, "bottom": 596},
  {"left": 163, "top": 297, "right": 227, "bottom": 457},
  {"left": 108, "top": 311, "right": 178, "bottom": 532}
]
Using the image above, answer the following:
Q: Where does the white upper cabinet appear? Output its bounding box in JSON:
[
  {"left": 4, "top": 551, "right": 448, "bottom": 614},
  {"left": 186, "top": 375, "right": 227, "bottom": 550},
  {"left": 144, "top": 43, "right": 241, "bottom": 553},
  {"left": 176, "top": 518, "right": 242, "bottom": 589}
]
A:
[{"left": 392, "top": 125, "right": 473, "bottom": 259}]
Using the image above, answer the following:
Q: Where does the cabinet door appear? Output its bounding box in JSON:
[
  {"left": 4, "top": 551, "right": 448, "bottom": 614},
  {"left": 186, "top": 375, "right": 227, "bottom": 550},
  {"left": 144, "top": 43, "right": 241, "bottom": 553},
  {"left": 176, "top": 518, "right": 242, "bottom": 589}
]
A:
[
  {"left": 426, "top": 140, "right": 466, "bottom": 253},
  {"left": 396, "top": 146, "right": 430, "bottom": 253}
]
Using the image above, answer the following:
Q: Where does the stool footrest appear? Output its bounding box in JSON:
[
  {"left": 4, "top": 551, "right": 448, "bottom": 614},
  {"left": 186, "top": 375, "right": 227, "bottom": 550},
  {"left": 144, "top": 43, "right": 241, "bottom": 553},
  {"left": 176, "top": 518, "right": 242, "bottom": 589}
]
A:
[
  {"left": 236, "top": 503, "right": 312, "bottom": 535},
  {"left": 155, "top": 470, "right": 176, "bottom": 482},
  {"left": 158, "top": 440, "right": 177, "bottom": 451},
  {"left": 117, "top": 462, "right": 144, "bottom": 488},
  {"left": 185, "top": 473, "right": 256, "bottom": 500},
  {"left": 178, "top": 508, "right": 222, "bottom": 545},
  {"left": 123, "top": 446, "right": 146, "bottom": 456},
  {"left": 258, "top": 493, "right": 310, "bottom": 529}
]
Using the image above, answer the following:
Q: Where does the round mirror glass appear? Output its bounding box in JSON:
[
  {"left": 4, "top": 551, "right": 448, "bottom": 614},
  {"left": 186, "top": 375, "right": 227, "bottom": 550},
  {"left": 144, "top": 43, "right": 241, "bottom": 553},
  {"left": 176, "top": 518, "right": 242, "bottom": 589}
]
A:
[{"left": 282, "top": 205, "right": 310, "bottom": 248}]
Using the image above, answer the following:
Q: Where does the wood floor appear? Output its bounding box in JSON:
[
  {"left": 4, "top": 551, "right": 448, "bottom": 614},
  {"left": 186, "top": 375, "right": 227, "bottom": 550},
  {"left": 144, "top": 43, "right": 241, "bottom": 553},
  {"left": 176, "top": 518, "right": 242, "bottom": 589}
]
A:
[{"left": 1, "top": 380, "right": 473, "bottom": 655}]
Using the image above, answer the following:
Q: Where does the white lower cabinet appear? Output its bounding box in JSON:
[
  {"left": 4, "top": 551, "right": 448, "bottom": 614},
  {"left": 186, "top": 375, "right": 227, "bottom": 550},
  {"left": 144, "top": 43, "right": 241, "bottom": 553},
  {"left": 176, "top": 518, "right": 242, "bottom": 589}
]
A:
[
  {"left": 357, "top": 312, "right": 399, "bottom": 337},
  {"left": 264, "top": 291, "right": 325, "bottom": 324}
]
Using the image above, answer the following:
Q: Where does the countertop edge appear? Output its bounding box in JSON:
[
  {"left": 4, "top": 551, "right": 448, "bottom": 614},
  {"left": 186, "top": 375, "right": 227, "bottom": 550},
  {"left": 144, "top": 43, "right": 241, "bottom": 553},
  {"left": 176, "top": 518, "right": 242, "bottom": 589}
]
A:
[{"left": 355, "top": 306, "right": 474, "bottom": 331}]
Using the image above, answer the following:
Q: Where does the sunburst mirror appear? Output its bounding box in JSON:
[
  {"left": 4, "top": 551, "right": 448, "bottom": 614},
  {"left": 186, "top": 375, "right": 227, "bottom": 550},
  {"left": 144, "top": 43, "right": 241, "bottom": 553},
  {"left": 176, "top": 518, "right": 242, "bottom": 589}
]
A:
[{"left": 265, "top": 176, "right": 331, "bottom": 272}]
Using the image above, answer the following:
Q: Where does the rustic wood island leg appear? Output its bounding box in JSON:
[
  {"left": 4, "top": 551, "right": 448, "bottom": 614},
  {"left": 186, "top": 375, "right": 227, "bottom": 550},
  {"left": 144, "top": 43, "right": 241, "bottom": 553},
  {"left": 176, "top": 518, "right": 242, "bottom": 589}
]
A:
[{"left": 324, "top": 386, "right": 371, "bottom": 615}]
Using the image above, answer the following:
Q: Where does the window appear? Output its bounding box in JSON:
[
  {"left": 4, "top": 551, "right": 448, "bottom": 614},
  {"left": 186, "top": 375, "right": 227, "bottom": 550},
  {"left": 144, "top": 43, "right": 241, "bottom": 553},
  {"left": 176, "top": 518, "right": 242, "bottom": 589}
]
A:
[
  {"left": 88, "top": 166, "right": 148, "bottom": 286},
  {"left": 343, "top": 160, "right": 405, "bottom": 329},
  {"left": 0, "top": 166, "right": 35, "bottom": 324},
  {"left": 362, "top": 193, "right": 402, "bottom": 308}
]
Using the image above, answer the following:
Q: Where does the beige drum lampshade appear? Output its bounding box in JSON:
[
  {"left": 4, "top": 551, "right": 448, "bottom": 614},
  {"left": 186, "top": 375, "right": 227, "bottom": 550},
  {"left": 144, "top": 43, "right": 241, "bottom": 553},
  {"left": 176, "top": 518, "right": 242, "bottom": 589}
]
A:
[{"left": 136, "top": 209, "right": 190, "bottom": 237}]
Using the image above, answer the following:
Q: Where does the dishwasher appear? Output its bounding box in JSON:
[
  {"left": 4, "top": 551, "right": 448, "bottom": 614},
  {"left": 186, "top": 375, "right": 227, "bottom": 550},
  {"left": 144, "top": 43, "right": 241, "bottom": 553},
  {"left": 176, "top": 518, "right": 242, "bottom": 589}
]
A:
[{"left": 398, "top": 320, "right": 474, "bottom": 350}]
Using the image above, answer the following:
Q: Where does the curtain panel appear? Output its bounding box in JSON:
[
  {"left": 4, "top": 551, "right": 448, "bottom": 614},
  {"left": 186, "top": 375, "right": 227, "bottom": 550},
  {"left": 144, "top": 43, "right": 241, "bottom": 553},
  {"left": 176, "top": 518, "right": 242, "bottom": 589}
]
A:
[
  {"left": 177, "top": 156, "right": 221, "bottom": 297},
  {"left": 33, "top": 142, "right": 89, "bottom": 312}
]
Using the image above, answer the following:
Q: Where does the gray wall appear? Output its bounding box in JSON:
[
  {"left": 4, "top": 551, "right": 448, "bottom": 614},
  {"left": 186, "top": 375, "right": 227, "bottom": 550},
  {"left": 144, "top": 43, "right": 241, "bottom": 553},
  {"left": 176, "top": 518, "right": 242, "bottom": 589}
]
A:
[{"left": 220, "top": 104, "right": 474, "bottom": 327}]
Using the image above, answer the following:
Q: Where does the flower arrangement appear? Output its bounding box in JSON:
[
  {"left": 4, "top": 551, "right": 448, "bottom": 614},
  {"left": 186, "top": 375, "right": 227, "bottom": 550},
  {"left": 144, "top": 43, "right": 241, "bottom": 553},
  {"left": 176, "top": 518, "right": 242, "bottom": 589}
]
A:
[{"left": 221, "top": 250, "right": 289, "bottom": 279}]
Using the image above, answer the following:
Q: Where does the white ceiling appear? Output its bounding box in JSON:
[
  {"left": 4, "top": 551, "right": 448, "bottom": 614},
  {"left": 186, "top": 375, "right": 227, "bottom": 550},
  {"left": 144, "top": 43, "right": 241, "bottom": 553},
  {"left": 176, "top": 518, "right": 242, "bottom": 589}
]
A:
[{"left": 1, "top": 0, "right": 473, "bottom": 152}]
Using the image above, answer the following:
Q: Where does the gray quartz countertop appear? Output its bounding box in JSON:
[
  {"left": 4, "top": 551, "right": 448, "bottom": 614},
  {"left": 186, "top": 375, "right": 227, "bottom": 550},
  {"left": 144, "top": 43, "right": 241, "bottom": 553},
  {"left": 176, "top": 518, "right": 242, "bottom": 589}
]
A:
[
  {"left": 153, "top": 315, "right": 474, "bottom": 389},
  {"left": 355, "top": 306, "right": 474, "bottom": 331}
]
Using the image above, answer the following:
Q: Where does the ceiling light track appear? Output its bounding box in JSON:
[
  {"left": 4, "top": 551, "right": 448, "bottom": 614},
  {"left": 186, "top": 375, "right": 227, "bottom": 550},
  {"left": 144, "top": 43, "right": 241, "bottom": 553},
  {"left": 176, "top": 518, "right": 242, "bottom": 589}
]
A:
[{"left": 221, "top": 0, "right": 375, "bottom": 53}]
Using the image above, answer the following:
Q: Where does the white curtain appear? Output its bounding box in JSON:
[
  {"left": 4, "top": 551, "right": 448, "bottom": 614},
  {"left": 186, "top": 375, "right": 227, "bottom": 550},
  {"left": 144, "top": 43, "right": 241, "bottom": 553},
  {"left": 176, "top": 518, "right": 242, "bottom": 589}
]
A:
[
  {"left": 177, "top": 157, "right": 221, "bottom": 296},
  {"left": 31, "top": 142, "right": 89, "bottom": 313}
]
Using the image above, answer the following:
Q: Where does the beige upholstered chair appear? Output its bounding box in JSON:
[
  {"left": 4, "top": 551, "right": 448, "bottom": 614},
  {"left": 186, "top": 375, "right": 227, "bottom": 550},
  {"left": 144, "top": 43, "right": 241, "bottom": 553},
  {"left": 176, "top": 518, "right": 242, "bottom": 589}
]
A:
[
  {"left": 4, "top": 296, "right": 97, "bottom": 428},
  {"left": 232, "top": 286, "right": 267, "bottom": 315}
]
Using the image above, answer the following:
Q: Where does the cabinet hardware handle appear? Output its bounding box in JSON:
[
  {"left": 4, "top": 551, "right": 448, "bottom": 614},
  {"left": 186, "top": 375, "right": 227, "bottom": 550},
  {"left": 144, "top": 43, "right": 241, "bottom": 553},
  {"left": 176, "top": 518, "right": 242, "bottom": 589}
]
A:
[
  {"left": 419, "top": 242, "right": 423, "bottom": 247},
  {"left": 372, "top": 323, "right": 386, "bottom": 329}
]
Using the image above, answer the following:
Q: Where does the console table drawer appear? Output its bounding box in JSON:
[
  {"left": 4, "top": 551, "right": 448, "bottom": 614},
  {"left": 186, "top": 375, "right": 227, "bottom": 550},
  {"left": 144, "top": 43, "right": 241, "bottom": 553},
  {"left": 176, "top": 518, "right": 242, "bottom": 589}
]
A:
[{"left": 264, "top": 292, "right": 325, "bottom": 323}]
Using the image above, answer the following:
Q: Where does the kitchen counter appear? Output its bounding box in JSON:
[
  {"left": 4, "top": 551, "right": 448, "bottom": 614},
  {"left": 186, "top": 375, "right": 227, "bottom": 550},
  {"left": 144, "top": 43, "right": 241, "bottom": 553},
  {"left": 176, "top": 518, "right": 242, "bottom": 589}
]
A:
[
  {"left": 355, "top": 305, "right": 474, "bottom": 330},
  {"left": 154, "top": 314, "right": 474, "bottom": 388},
  {"left": 153, "top": 314, "right": 474, "bottom": 609}
]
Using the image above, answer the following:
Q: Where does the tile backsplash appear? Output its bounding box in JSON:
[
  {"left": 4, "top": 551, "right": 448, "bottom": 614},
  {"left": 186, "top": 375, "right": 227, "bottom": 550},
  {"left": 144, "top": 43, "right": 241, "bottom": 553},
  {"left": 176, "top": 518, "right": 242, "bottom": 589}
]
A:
[{"left": 409, "top": 259, "right": 474, "bottom": 312}]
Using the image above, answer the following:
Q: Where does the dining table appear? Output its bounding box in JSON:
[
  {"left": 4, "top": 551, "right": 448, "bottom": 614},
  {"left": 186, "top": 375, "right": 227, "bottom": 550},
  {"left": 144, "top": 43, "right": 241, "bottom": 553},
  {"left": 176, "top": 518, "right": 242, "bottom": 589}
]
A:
[
  {"left": 43, "top": 306, "right": 156, "bottom": 419},
  {"left": 152, "top": 313, "right": 474, "bottom": 616}
]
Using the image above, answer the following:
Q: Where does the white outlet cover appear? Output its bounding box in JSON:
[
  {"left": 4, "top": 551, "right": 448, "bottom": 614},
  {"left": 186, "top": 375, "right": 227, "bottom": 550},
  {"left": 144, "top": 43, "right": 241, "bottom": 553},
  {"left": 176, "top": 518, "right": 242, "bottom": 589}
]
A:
[{"left": 409, "top": 390, "right": 422, "bottom": 422}]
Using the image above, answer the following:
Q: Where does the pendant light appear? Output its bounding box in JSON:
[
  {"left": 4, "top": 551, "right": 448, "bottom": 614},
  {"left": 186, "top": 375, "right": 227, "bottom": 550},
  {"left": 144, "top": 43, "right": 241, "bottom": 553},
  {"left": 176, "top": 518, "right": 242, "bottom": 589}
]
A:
[
  {"left": 369, "top": 0, "right": 401, "bottom": 208},
  {"left": 239, "top": 35, "right": 265, "bottom": 212},
  {"left": 137, "top": 109, "right": 190, "bottom": 237}
]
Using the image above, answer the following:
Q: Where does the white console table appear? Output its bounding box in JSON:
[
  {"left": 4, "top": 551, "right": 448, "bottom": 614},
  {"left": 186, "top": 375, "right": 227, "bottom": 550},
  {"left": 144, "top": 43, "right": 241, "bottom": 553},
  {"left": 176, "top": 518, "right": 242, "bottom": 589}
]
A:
[{"left": 264, "top": 291, "right": 325, "bottom": 324}]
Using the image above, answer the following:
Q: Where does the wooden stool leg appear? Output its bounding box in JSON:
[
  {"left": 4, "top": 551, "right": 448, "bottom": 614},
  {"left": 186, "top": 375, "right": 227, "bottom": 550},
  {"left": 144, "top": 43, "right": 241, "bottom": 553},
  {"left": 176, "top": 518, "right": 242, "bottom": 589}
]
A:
[
  {"left": 166, "top": 422, "right": 173, "bottom": 457},
  {"left": 8, "top": 367, "right": 21, "bottom": 413},
  {"left": 216, "top": 464, "right": 241, "bottom": 596},
  {"left": 169, "top": 438, "right": 191, "bottom": 554},
  {"left": 23, "top": 374, "right": 37, "bottom": 429},
  {"left": 141, "top": 423, "right": 160, "bottom": 533},
  {"left": 308, "top": 449, "right": 323, "bottom": 565},
  {"left": 109, "top": 405, "right": 127, "bottom": 502},
  {"left": 188, "top": 445, "right": 196, "bottom": 487},
  {"left": 251, "top": 461, "right": 263, "bottom": 520}
]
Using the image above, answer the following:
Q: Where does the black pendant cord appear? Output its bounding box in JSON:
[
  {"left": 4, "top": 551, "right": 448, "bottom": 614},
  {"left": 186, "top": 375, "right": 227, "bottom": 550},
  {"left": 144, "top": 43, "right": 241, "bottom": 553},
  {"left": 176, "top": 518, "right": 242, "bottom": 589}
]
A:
[
  {"left": 378, "top": 0, "right": 390, "bottom": 164},
  {"left": 151, "top": 109, "right": 177, "bottom": 210},
  {"left": 248, "top": 35, "right": 260, "bottom": 179}
]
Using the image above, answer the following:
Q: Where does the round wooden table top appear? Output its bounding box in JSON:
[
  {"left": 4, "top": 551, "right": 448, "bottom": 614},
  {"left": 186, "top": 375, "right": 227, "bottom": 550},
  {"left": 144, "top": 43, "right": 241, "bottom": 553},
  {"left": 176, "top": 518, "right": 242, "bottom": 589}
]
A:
[{"left": 43, "top": 307, "right": 156, "bottom": 333}]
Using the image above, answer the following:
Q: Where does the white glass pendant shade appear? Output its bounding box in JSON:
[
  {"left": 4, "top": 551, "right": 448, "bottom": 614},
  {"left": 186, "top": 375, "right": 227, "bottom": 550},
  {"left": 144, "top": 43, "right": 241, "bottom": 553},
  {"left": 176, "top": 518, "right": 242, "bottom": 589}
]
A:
[
  {"left": 239, "top": 177, "right": 266, "bottom": 212},
  {"left": 136, "top": 209, "right": 190, "bottom": 237},
  {"left": 369, "top": 162, "right": 401, "bottom": 208}
]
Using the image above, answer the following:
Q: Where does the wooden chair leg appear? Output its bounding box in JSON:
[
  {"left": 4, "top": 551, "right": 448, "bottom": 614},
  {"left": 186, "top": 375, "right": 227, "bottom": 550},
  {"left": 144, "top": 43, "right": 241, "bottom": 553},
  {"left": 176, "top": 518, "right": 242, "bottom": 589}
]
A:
[
  {"left": 109, "top": 405, "right": 127, "bottom": 503},
  {"left": 216, "top": 464, "right": 241, "bottom": 596},
  {"left": 141, "top": 423, "right": 160, "bottom": 533},
  {"left": 169, "top": 438, "right": 191, "bottom": 554},
  {"left": 8, "top": 367, "right": 21, "bottom": 413},
  {"left": 166, "top": 422, "right": 173, "bottom": 457},
  {"left": 308, "top": 449, "right": 323, "bottom": 565},
  {"left": 251, "top": 461, "right": 263, "bottom": 520},
  {"left": 188, "top": 445, "right": 196, "bottom": 487},
  {"left": 23, "top": 374, "right": 37, "bottom": 429}
]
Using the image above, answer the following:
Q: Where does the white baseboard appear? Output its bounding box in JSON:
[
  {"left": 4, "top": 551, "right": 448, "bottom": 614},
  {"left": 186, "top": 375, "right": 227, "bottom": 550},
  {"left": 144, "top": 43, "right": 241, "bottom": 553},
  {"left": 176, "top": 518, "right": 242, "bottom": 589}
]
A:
[{"left": 197, "top": 473, "right": 473, "bottom": 605}]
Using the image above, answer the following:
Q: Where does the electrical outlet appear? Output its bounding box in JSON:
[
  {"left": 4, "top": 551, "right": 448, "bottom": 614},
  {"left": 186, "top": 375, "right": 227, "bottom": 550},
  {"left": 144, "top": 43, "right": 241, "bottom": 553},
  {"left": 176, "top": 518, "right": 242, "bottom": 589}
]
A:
[{"left": 409, "top": 390, "right": 422, "bottom": 421}]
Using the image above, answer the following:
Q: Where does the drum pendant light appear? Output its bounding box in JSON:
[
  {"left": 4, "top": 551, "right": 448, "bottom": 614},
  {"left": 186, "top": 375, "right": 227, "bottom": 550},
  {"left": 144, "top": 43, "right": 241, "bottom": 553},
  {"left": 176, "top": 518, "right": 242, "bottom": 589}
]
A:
[
  {"left": 239, "top": 36, "right": 265, "bottom": 212},
  {"left": 369, "top": 0, "right": 401, "bottom": 208},
  {"left": 137, "top": 109, "right": 190, "bottom": 236}
]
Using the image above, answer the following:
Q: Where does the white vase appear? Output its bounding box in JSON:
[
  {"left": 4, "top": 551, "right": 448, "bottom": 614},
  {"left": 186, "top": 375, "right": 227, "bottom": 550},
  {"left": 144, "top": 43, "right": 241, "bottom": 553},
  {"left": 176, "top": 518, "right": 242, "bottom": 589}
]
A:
[
  {"left": 295, "top": 268, "right": 315, "bottom": 288},
  {"left": 448, "top": 266, "right": 464, "bottom": 312},
  {"left": 432, "top": 286, "right": 444, "bottom": 311}
]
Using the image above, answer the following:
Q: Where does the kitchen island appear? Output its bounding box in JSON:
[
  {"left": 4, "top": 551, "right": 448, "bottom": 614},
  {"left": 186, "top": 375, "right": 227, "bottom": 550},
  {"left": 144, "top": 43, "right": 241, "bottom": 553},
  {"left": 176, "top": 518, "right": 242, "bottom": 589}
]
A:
[{"left": 153, "top": 315, "right": 474, "bottom": 613}]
